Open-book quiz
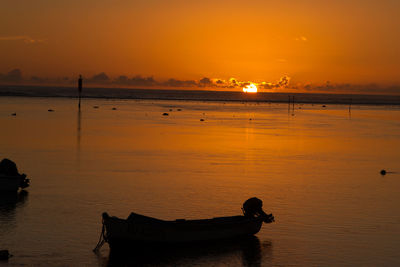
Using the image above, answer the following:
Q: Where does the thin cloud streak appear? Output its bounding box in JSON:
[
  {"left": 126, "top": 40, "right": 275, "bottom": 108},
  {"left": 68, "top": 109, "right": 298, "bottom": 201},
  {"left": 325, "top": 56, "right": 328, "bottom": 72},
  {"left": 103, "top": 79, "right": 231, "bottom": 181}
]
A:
[
  {"left": 0, "top": 35, "right": 45, "bottom": 44},
  {"left": 294, "top": 36, "right": 308, "bottom": 42}
]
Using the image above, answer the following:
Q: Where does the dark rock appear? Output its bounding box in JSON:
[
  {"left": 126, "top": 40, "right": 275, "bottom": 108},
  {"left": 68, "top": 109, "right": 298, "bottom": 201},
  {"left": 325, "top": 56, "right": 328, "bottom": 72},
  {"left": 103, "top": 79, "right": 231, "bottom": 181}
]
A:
[
  {"left": 380, "top": 170, "right": 386, "bottom": 175},
  {"left": 0, "top": 250, "right": 12, "bottom": 260},
  {"left": 162, "top": 113, "right": 169, "bottom": 116},
  {"left": 48, "top": 109, "right": 54, "bottom": 112}
]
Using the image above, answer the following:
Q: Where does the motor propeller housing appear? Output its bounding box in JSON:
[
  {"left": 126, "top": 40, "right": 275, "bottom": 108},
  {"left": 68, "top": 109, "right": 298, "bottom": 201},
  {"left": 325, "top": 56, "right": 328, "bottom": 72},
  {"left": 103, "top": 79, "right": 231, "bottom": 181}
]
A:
[{"left": 242, "top": 197, "right": 275, "bottom": 223}]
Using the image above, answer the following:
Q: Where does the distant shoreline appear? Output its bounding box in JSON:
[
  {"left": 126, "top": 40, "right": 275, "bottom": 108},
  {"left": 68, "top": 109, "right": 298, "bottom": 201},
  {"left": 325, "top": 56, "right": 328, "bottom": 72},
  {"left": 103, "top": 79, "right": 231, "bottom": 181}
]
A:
[{"left": 1, "top": 85, "right": 399, "bottom": 106}]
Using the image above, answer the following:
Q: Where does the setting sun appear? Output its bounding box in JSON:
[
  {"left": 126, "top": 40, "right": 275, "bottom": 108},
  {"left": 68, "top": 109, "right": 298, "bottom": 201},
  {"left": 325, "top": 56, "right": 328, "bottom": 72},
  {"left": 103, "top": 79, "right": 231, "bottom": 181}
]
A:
[{"left": 243, "top": 83, "right": 258, "bottom": 93}]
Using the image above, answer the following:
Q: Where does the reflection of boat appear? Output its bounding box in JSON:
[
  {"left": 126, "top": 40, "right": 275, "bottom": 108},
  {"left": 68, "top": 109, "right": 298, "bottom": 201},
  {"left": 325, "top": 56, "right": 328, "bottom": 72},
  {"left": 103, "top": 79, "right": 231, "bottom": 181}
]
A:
[
  {"left": 106, "top": 235, "right": 268, "bottom": 267},
  {"left": 95, "top": 198, "right": 274, "bottom": 251},
  {"left": 0, "top": 190, "right": 29, "bottom": 233},
  {"left": 0, "top": 190, "right": 29, "bottom": 207},
  {"left": 0, "top": 190, "right": 29, "bottom": 215},
  {"left": 0, "top": 159, "right": 30, "bottom": 192}
]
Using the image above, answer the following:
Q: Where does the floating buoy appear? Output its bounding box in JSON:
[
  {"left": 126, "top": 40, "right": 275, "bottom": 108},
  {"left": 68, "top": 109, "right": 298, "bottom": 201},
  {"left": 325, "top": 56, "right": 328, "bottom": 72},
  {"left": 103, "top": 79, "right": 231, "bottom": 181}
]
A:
[
  {"left": 380, "top": 170, "right": 386, "bottom": 175},
  {"left": 162, "top": 113, "right": 169, "bottom": 116},
  {"left": 0, "top": 250, "right": 12, "bottom": 260}
]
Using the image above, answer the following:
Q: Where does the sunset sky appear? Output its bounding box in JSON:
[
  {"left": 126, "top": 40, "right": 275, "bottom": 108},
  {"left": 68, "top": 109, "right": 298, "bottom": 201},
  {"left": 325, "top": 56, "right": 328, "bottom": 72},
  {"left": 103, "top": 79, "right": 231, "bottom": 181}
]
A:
[{"left": 1, "top": 0, "right": 399, "bottom": 91}]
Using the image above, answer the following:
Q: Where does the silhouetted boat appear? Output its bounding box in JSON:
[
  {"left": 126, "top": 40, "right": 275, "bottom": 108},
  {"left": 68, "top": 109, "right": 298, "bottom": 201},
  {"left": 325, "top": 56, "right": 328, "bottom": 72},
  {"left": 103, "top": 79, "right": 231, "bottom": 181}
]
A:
[
  {"left": 0, "top": 174, "right": 29, "bottom": 192},
  {"left": 95, "top": 198, "right": 274, "bottom": 251},
  {"left": 0, "top": 159, "right": 30, "bottom": 192}
]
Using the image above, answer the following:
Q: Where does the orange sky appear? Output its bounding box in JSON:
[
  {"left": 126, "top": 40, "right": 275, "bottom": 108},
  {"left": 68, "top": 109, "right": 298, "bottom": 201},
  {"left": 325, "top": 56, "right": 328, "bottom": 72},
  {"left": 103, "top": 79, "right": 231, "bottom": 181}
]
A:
[{"left": 1, "top": 0, "right": 400, "bottom": 90}]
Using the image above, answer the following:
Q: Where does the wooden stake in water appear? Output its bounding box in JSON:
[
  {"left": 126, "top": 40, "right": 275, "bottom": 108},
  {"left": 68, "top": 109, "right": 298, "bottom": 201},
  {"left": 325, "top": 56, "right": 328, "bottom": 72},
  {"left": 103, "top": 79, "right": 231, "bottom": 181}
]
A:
[
  {"left": 78, "top": 75, "right": 83, "bottom": 110},
  {"left": 292, "top": 96, "right": 295, "bottom": 112},
  {"left": 349, "top": 98, "right": 352, "bottom": 112}
]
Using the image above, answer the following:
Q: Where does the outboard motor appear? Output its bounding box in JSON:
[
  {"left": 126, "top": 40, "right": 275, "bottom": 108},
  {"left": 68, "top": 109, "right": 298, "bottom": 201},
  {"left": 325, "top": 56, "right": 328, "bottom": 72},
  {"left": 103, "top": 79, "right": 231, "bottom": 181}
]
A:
[
  {"left": 0, "top": 158, "right": 30, "bottom": 189},
  {"left": 243, "top": 197, "right": 275, "bottom": 223}
]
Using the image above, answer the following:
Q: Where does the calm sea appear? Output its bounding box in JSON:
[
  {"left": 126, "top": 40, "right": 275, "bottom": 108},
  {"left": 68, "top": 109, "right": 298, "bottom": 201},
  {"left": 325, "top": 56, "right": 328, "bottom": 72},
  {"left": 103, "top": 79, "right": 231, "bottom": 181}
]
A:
[{"left": 1, "top": 96, "right": 400, "bottom": 266}]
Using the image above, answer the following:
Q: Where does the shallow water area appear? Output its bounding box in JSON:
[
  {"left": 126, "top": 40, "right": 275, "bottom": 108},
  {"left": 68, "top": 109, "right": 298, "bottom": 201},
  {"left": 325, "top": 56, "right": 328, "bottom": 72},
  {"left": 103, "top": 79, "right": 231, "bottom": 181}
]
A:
[{"left": 1, "top": 97, "right": 400, "bottom": 266}]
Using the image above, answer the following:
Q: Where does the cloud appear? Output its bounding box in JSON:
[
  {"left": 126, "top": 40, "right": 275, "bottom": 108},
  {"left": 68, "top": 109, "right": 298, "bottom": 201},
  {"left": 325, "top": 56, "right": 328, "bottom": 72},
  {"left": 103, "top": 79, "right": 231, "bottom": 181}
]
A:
[
  {"left": 115, "top": 75, "right": 129, "bottom": 83},
  {"left": 277, "top": 75, "right": 290, "bottom": 87},
  {"left": 279, "top": 81, "right": 397, "bottom": 95},
  {"left": 87, "top": 73, "right": 197, "bottom": 87},
  {"left": 0, "top": 35, "right": 45, "bottom": 44},
  {"left": 130, "top": 75, "right": 156, "bottom": 86},
  {"left": 88, "top": 72, "right": 110, "bottom": 83},
  {"left": 294, "top": 36, "right": 308, "bottom": 42},
  {"left": 299, "top": 82, "right": 400, "bottom": 94},
  {"left": 255, "top": 75, "right": 291, "bottom": 90},
  {"left": 3, "top": 68, "right": 397, "bottom": 95},
  {"left": 0, "top": 69, "right": 292, "bottom": 91},
  {"left": 30, "top": 76, "right": 46, "bottom": 83},
  {"left": 207, "top": 78, "right": 241, "bottom": 88},
  {"left": 0, "top": 69, "right": 22, "bottom": 82},
  {"left": 162, "top": 78, "right": 197, "bottom": 87},
  {"left": 114, "top": 75, "right": 156, "bottom": 86},
  {"left": 199, "top": 77, "right": 213, "bottom": 87}
]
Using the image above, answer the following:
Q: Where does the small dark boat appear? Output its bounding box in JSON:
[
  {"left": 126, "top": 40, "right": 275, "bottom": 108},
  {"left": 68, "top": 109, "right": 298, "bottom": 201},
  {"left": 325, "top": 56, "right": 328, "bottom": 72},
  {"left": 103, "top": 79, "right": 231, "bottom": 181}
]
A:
[
  {"left": 0, "top": 159, "right": 29, "bottom": 192},
  {"left": 95, "top": 198, "right": 274, "bottom": 251},
  {"left": 0, "top": 250, "right": 12, "bottom": 261}
]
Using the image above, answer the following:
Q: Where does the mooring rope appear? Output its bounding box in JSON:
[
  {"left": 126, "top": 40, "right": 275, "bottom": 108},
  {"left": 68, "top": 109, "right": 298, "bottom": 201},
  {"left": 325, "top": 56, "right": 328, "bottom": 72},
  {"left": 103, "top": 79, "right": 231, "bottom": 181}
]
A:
[{"left": 93, "top": 220, "right": 106, "bottom": 252}]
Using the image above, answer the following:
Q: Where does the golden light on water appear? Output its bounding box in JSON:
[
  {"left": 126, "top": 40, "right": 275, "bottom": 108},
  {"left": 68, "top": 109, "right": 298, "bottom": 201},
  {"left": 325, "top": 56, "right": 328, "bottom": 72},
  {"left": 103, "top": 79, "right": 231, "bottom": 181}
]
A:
[{"left": 243, "top": 83, "right": 258, "bottom": 93}]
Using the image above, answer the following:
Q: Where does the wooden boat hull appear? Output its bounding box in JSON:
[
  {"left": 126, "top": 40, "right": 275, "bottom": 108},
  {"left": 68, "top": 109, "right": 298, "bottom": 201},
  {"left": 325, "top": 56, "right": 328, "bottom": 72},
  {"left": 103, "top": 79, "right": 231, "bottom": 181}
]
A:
[
  {"left": 103, "top": 213, "right": 264, "bottom": 248},
  {"left": 0, "top": 175, "right": 24, "bottom": 192},
  {"left": 95, "top": 198, "right": 274, "bottom": 251}
]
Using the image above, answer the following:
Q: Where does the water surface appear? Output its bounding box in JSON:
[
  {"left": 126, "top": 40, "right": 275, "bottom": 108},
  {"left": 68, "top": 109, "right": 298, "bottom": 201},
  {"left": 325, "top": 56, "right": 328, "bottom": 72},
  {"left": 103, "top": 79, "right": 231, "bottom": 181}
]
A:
[{"left": 1, "top": 97, "right": 400, "bottom": 266}]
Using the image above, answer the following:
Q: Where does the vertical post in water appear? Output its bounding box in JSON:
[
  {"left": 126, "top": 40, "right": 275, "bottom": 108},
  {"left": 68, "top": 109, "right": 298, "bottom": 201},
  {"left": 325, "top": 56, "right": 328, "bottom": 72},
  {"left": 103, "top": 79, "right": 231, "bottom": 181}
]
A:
[
  {"left": 78, "top": 75, "right": 83, "bottom": 110},
  {"left": 349, "top": 98, "right": 352, "bottom": 113},
  {"left": 292, "top": 96, "right": 295, "bottom": 111}
]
